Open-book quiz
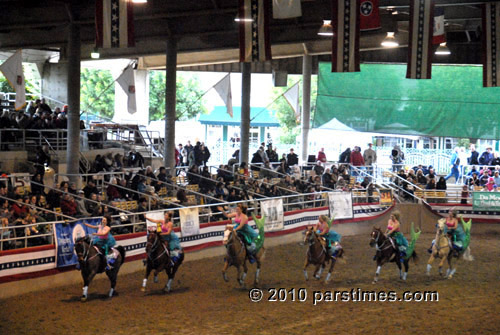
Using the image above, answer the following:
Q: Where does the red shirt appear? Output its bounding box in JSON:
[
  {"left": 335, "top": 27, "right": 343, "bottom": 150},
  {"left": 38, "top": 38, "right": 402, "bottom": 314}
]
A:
[
  {"left": 317, "top": 151, "right": 327, "bottom": 163},
  {"left": 350, "top": 151, "right": 365, "bottom": 166}
]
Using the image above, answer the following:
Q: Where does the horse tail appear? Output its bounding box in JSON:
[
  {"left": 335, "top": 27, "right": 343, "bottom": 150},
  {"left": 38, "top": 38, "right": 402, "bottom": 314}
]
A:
[
  {"left": 117, "top": 245, "right": 126, "bottom": 264},
  {"left": 337, "top": 248, "right": 347, "bottom": 264},
  {"left": 410, "top": 250, "right": 418, "bottom": 264},
  {"left": 462, "top": 246, "right": 474, "bottom": 261}
]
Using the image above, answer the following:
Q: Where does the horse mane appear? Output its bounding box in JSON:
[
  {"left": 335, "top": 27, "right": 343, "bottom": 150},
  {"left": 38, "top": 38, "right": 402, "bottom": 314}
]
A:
[{"left": 75, "top": 235, "right": 90, "bottom": 244}]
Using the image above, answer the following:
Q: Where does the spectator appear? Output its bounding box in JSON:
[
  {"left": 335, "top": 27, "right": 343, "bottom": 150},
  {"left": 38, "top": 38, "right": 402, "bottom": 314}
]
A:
[
  {"left": 426, "top": 178, "right": 436, "bottom": 190},
  {"left": 363, "top": 143, "right": 377, "bottom": 175},
  {"left": 74, "top": 190, "right": 90, "bottom": 217},
  {"left": 313, "top": 161, "right": 324, "bottom": 176},
  {"left": 83, "top": 179, "right": 99, "bottom": 199},
  {"left": 251, "top": 149, "right": 264, "bottom": 171},
  {"left": 200, "top": 144, "right": 211, "bottom": 166},
  {"left": 444, "top": 147, "right": 460, "bottom": 183},
  {"left": 317, "top": 148, "right": 327, "bottom": 164},
  {"left": 266, "top": 144, "right": 279, "bottom": 164},
  {"left": 60, "top": 194, "right": 78, "bottom": 216},
  {"left": 286, "top": 148, "right": 299, "bottom": 166},
  {"left": 468, "top": 144, "right": 479, "bottom": 165},
  {"left": 339, "top": 148, "right": 351, "bottom": 164},
  {"left": 349, "top": 146, "right": 365, "bottom": 167},
  {"left": 390, "top": 145, "right": 404, "bottom": 172},
  {"left": 34, "top": 145, "right": 51, "bottom": 177},
  {"left": 460, "top": 185, "right": 469, "bottom": 204},
  {"left": 478, "top": 147, "right": 494, "bottom": 166}
]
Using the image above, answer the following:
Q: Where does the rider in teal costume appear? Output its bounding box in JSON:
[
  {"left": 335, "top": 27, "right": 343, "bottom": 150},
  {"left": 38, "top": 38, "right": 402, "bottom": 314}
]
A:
[
  {"left": 223, "top": 204, "right": 260, "bottom": 261},
  {"left": 315, "top": 215, "right": 342, "bottom": 256},
  {"left": 145, "top": 211, "right": 182, "bottom": 260},
  {"left": 385, "top": 211, "right": 408, "bottom": 258},
  {"left": 83, "top": 215, "right": 116, "bottom": 269}
]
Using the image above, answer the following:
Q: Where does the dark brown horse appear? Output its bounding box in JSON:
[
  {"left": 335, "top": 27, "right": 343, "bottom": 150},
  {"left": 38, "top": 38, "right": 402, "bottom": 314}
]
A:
[
  {"left": 222, "top": 225, "right": 265, "bottom": 286},
  {"left": 303, "top": 226, "right": 344, "bottom": 283},
  {"left": 74, "top": 236, "right": 126, "bottom": 302},
  {"left": 369, "top": 227, "right": 417, "bottom": 283},
  {"left": 141, "top": 230, "right": 184, "bottom": 293}
]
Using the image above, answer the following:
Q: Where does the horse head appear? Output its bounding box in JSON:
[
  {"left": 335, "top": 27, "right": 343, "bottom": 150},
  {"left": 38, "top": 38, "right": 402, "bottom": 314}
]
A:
[
  {"left": 146, "top": 229, "right": 159, "bottom": 254},
  {"left": 74, "top": 235, "right": 91, "bottom": 263},
  {"left": 222, "top": 224, "right": 234, "bottom": 246},
  {"left": 436, "top": 218, "right": 446, "bottom": 234},
  {"left": 304, "top": 226, "right": 317, "bottom": 245},
  {"left": 370, "top": 226, "right": 383, "bottom": 247}
]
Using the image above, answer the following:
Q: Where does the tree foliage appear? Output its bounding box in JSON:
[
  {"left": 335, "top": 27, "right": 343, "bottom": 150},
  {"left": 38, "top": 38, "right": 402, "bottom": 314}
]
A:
[
  {"left": 149, "top": 71, "right": 207, "bottom": 121},
  {"left": 80, "top": 68, "right": 115, "bottom": 119},
  {"left": 270, "top": 75, "right": 317, "bottom": 144}
]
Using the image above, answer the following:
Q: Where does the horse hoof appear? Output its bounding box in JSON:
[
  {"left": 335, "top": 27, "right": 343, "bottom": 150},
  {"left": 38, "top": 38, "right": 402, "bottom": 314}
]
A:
[
  {"left": 238, "top": 280, "right": 244, "bottom": 286},
  {"left": 447, "top": 275, "right": 453, "bottom": 280},
  {"left": 163, "top": 288, "right": 171, "bottom": 293},
  {"left": 153, "top": 276, "right": 159, "bottom": 283},
  {"left": 81, "top": 296, "right": 87, "bottom": 302},
  {"left": 223, "top": 273, "right": 229, "bottom": 282},
  {"left": 141, "top": 287, "right": 146, "bottom": 292},
  {"left": 314, "top": 275, "right": 320, "bottom": 280}
]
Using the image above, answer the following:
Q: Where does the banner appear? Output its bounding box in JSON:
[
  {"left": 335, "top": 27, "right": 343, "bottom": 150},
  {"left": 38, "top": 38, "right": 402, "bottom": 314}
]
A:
[
  {"left": 239, "top": 0, "right": 272, "bottom": 62},
  {"left": 0, "top": 50, "right": 26, "bottom": 110},
  {"left": 332, "top": 0, "right": 360, "bottom": 72},
  {"left": 472, "top": 192, "right": 500, "bottom": 211},
  {"left": 9, "top": 173, "right": 31, "bottom": 190},
  {"left": 96, "top": 0, "right": 135, "bottom": 48},
  {"left": 145, "top": 211, "right": 164, "bottom": 229},
  {"left": 379, "top": 189, "right": 393, "bottom": 206},
  {"left": 283, "top": 82, "right": 300, "bottom": 122},
  {"left": 328, "top": 192, "right": 353, "bottom": 219},
  {"left": 483, "top": 2, "right": 500, "bottom": 87},
  {"left": 260, "top": 198, "right": 284, "bottom": 232},
  {"left": 54, "top": 218, "right": 100, "bottom": 267},
  {"left": 360, "top": 0, "right": 380, "bottom": 31},
  {"left": 433, "top": 6, "right": 445, "bottom": 44},
  {"left": 116, "top": 65, "right": 136, "bottom": 114},
  {"left": 179, "top": 207, "right": 200, "bottom": 237},
  {"left": 407, "top": 0, "right": 434, "bottom": 79},
  {"left": 272, "top": 0, "right": 302, "bottom": 19},
  {"left": 213, "top": 74, "right": 233, "bottom": 117}
]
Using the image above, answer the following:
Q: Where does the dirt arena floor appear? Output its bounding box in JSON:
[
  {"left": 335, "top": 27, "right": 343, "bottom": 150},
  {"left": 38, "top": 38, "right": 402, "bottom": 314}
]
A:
[{"left": 1, "top": 223, "right": 500, "bottom": 335}]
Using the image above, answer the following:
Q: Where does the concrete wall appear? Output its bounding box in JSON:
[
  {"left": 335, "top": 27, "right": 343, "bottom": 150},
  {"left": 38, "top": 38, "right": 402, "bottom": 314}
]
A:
[{"left": 0, "top": 151, "right": 28, "bottom": 173}]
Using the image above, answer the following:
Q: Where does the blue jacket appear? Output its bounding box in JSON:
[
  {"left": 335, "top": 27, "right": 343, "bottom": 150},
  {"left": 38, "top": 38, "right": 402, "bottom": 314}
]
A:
[
  {"left": 479, "top": 151, "right": 494, "bottom": 165},
  {"left": 449, "top": 152, "right": 459, "bottom": 166}
]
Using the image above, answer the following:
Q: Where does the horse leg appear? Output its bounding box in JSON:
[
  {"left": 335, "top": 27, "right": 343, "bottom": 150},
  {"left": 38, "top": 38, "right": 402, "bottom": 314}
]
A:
[
  {"left": 154, "top": 270, "right": 159, "bottom": 283},
  {"left": 426, "top": 253, "right": 435, "bottom": 276},
  {"left": 141, "top": 262, "right": 152, "bottom": 292},
  {"left": 447, "top": 253, "right": 457, "bottom": 279},
  {"left": 241, "top": 262, "right": 248, "bottom": 286},
  {"left": 438, "top": 252, "right": 447, "bottom": 276},
  {"left": 81, "top": 270, "right": 98, "bottom": 302},
  {"left": 402, "top": 260, "right": 408, "bottom": 281},
  {"left": 303, "top": 258, "right": 309, "bottom": 281},
  {"left": 164, "top": 268, "right": 172, "bottom": 293},
  {"left": 314, "top": 264, "right": 323, "bottom": 280},
  {"left": 254, "top": 260, "right": 261, "bottom": 286},
  {"left": 373, "top": 262, "right": 382, "bottom": 284},
  {"left": 325, "top": 259, "right": 335, "bottom": 283},
  {"left": 222, "top": 260, "right": 230, "bottom": 282}
]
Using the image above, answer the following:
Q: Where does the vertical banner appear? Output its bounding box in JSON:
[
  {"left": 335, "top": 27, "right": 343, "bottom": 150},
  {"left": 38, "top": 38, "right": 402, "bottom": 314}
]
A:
[
  {"left": 54, "top": 218, "right": 100, "bottom": 267},
  {"left": 96, "top": 0, "right": 135, "bottom": 48},
  {"left": 239, "top": 0, "right": 272, "bottom": 62},
  {"left": 406, "top": 0, "right": 434, "bottom": 79},
  {"left": 483, "top": 2, "right": 500, "bottom": 87},
  {"left": 116, "top": 65, "right": 136, "bottom": 114},
  {"left": 179, "top": 207, "right": 200, "bottom": 237},
  {"left": 360, "top": 0, "right": 381, "bottom": 31},
  {"left": 328, "top": 192, "right": 353, "bottom": 219},
  {"left": 0, "top": 50, "right": 26, "bottom": 110},
  {"left": 260, "top": 198, "right": 284, "bottom": 232},
  {"left": 379, "top": 189, "right": 393, "bottom": 206},
  {"left": 332, "top": 0, "right": 360, "bottom": 72},
  {"left": 213, "top": 74, "right": 233, "bottom": 117},
  {"left": 433, "top": 6, "right": 445, "bottom": 44}
]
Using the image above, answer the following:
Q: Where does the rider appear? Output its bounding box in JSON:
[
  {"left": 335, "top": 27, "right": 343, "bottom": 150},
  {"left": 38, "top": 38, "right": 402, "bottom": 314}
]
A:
[
  {"left": 223, "top": 203, "right": 258, "bottom": 263},
  {"left": 314, "top": 215, "right": 341, "bottom": 257},
  {"left": 145, "top": 211, "right": 182, "bottom": 262},
  {"left": 385, "top": 211, "right": 408, "bottom": 262},
  {"left": 83, "top": 215, "right": 116, "bottom": 270}
]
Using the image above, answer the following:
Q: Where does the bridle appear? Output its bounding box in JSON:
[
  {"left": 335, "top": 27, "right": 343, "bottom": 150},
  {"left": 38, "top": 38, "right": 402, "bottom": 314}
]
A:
[
  {"left": 75, "top": 238, "right": 99, "bottom": 263},
  {"left": 371, "top": 230, "right": 393, "bottom": 252},
  {"left": 305, "top": 228, "right": 326, "bottom": 258},
  {"left": 146, "top": 231, "right": 169, "bottom": 261},
  {"left": 225, "top": 229, "right": 245, "bottom": 259}
]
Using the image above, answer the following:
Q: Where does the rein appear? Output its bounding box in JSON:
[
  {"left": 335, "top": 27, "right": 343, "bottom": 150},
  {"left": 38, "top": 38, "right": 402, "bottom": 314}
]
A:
[
  {"left": 306, "top": 231, "right": 326, "bottom": 260},
  {"left": 76, "top": 238, "right": 100, "bottom": 264},
  {"left": 372, "top": 230, "right": 393, "bottom": 252},
  {"left": 225, "top": 230, "right": 245, "bottom": 262},
  {"left": 147, "top": 233, "right": 169, "bottom": 262}
]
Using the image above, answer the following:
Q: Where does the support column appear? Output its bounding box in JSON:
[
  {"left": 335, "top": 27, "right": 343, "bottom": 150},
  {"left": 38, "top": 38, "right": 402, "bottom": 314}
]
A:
[
  {"left": 222, "top": 125, "right": 228, "bottom": 142},
  {"left": 301, "top": 55, "right": 312, "bottom": 163},
  {"left": 164, "top": 39, "right": 177, "bottom": 172},
  {"left": 66, "top": 21, "right": 81, "bottom": 184},
  {"left": 239, "top": 62, "right": 251, "bottom": 165}
]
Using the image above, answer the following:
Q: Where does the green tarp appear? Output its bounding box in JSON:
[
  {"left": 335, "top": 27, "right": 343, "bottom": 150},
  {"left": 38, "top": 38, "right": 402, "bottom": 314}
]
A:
[{"left": 314, "top": 63, "right": 500, "bottom": 139}]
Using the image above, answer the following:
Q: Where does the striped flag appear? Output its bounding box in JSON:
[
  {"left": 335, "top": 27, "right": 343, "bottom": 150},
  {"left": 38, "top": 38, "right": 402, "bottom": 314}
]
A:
[
  {"left": 483, "top": 2, "right": 500, "bottom": 87},
  {"left": 239, "top": 0, "right": 272, "bottom": 63},
  {"left": 0, "top": 50, "right": 26, "bottom": 110},
  {"left": 406, "top": 0, "right": 434, "bottom": 79},
  {"left": 433, "top": 7, "right": 445, "bottom": 44},
  {"left": 96, "top": 0, "right": 135, "bottom": 48},
  {"left": 332, "top": 0, "right": 360, "bottom": 72}
]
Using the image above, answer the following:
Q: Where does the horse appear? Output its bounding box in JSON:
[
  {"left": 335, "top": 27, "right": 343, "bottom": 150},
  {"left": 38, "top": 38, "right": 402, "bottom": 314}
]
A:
[
  {"left": 222, "top": 225, "right": 265, "bottom": 286},
  {"left": 141, "top": 230, "right": 184, "bottom": 293},
  {"left": 303, "top": 226, "right": 344, "bottom": 283},
  {"left": 369, "top": 227, "right": 418, "bottom": 283},
  {"left": 426, "top": 219, "right": 451, "bottom": 277},
  {"left": 74, "top": 235, "right": 126, "bottom": 302}
]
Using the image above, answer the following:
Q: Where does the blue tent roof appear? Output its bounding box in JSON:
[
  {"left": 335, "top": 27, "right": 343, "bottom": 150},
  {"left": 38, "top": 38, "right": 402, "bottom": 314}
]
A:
[{"left": 198, "top": 106, "right": 280, "bottom": 127}]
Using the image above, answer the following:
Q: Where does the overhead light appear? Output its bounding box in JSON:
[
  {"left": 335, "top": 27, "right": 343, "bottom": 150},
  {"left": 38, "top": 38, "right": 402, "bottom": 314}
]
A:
[
  {"left": 132, "top": 0, "right": 147, "bottom": 3},
  {"left": 381, "top": 32, "right": 399, "bottom": 48},
  {"left": 90, "top": 48, "right": 100, "bottom": 59},
  {"left": 234, "top": 14, "right": 253, "bottom": 22},
  {"left": 435, "top": 42, "right": 451, "bottom": 55},
  {"left": 318, "top": 20, "right": 333, "bottom": 36}
]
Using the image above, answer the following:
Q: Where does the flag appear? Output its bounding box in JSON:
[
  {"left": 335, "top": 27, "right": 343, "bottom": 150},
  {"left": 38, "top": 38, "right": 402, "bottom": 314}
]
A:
[
  {"left": 0, "top": 50, "right": 26, "bottom": 110},
  {"left": 360, "top": 0, "right": 380, "bottom": 31},
  {"left": 239, "top": 0, "right": 272, "bottom": 62},
  {"left": 283, "top": 82, "right": 300, "bottom": 122},
  {"left": 482, "top": 2, "right": 500, "bottom": 87},
  {"left": 332, "top": 0, "right": 360, "bottom": 72},
  {"left": 433, "top": 6, "right": 445, "bottom": 44},
  {"left": 213, "top": 74, "right": 233, "bottom": 117},
  {"left": 406, "top": 0, "right": 434, "bottom": 79},
  {"left": 96, "top": 0, "right": 135, "bottom": 48},
  {"left": 272, "top": 0, "right": 302, "bottom": 19},
  {"left": 116, "top": 65, "right": 136, "bottom": 114}
]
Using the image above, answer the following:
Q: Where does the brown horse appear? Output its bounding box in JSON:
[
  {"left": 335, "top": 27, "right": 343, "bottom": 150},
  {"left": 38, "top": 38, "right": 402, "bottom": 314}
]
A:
[
  {"left": 74, "top": 235, "right": 126, "bottom": 302},
  {"left": 222, "top": 225, "right": 265, "bottom": 286},
  {"left": 141, "top": 230, "right": 184, "bottom": 293},
  {"left": 303, "top": 226, "right": 344, "bottom": 283},
  {"left": 369, "top": 227, "right": 418, "bottom": 283}
]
